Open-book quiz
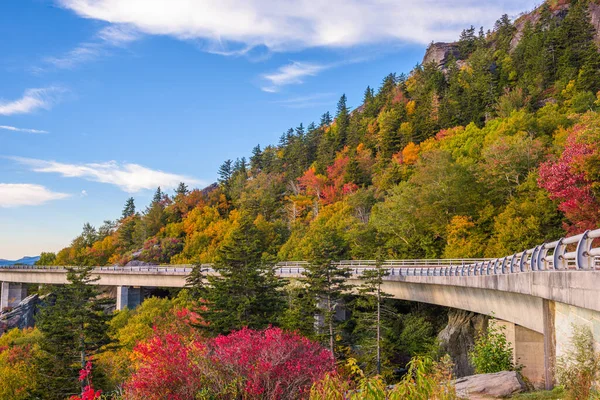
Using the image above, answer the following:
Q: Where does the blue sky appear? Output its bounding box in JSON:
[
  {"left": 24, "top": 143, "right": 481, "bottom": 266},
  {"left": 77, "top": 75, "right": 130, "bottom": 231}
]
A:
[{"left": 0, "top": 0, "right": 538, "bottom": 259}]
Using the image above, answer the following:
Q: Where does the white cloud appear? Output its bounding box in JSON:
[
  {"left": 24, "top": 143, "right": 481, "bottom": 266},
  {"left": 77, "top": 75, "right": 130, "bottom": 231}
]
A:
[
  {"left": 0, "top": 125, "right": 48, "bottom": 134},
  {"left": 12, "top": 157, "right": 203, "bottom": 193},
  {"left": 274, "top": 92, "right": 336, "bottom": 108},
  {"left": 96, "top": 25, "right": 140, "bottom": 46},
  {"left": 261, "top": 62, "right": 329, "bottom": 92},
  {"left": 0, "top": 87, "right": 64, "bottom": 116},
  {"left": 81, "top": 189, "right": 88, "bottom": 197},
  {"left": 41, "top": 24, "right": 140, "bottom": 70},
  {"left": 57, "top": 0, "right": 535, "bottom": 52},
  {"left": 0, "top": 184, "right": 70, "bottom": 208}
]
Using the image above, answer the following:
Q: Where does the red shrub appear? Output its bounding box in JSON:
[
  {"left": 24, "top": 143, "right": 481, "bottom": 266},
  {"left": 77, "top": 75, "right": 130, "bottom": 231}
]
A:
[
  {"left": 209, "top": 327, "right": 335, "bottom": 399},
  {"left": 125, "top": 326, "right": 334, "bottom": 400}
]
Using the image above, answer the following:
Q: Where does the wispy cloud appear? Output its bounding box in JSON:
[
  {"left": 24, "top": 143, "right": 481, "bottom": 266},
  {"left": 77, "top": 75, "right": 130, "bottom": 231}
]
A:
[
  {"left": 0, "top": 183, "right": 69, "bottom": 208},
  {"left": 274, "top": 92, "right": 336, "bottom": 108},
  {"left": 0, "top": 87, "right": 64, "bottom": 116},
  {"left": 39, "top": 24, "right": 140, "bottom": 71},
  {"left": 261, "top": 62, "right": 330, "bottom": 92},
  {"left": 0, "top": 125, "right": 48, "bottom": 134},
  {"left": 12, "top": 157, "right": 203, "bottom": 193},
  {"left": 57, "top": 0, "right": 536, "bottom": 52}
]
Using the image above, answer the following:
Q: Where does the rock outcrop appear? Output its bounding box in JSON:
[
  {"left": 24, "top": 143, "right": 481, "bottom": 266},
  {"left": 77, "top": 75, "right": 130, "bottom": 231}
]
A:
[
  {"left": 422, "top": 42, "right": 460, "bottom": 68},
  {"left": 438, "top": 309, "right": 488, "bottom": 377},
  {"left": 0, "top": 293, "right": 48, "bottom": 334},
  {"left": 454, "top": 371, "right": 526, "bottom": 399}
]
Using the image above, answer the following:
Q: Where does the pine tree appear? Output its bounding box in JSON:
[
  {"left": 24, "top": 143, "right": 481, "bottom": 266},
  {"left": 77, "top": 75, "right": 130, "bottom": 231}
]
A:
[
  {"left": 335, "top": 94, "right": 350, "bottom": 149},
  {"left": 185, "top": 263, "right": 208, "bottom": 299},
  {"left": 35, "top": 267, "right": 113, "bottom": 399},
  {"left": 121, "top": 197, "right": 136, "bottom": 219},
  {"left": 295, "top": 122, "right": 305, "bottom": 137},
  {"left": 303, "top": 230, "right": 351, "bottom": 357},
  {"left": 218, "top": 159, "right": 233, "bottom": 187},
  {"left": 80, "top": 223, "right": 98, "bottom": 247},
  {"left": 144, "top": 187, "right": 167, "bottom": 237},
  {"left": 175, "top": 182, "right": 189, "bottom": 196},
  {"left": 320, "top": 111, "right": 332, "bottom": 127},
  {"left": 356, "top": 253, "right": 392, "bottom": 375},
  {"left": 196, "top": 216, "right": 286, "bottom": 336},
  {"left": 250, "top": 144, "right": 263, "bottom": 173},
  {"left": 152, "top": 187, "right": 164, "bottom": 203}
]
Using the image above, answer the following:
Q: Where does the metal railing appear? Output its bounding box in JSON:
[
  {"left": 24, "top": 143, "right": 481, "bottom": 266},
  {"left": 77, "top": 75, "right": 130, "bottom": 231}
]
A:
[{"left": 2, "top": 228, "right": 599, "bottom": 279}]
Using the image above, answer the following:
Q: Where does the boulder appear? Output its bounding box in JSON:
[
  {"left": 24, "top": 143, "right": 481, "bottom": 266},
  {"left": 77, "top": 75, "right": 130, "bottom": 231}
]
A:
[{"left": 454, "top": 371, "right": 526, "bottom": 399}]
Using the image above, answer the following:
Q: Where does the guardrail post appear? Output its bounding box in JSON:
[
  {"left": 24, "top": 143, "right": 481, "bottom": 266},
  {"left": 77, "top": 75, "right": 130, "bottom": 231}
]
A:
[
  {"left": 531, "top": 246, "right": 540, "bottom": 271},
  {"left": 552, "top": 238, "right": 566, "bottom": 270},
  {"left": 536, "top": 244, "right": 548, "bottom": 271},
  {"left": 576, "top": 230, "right": 593, "bottom": 269},
  {"left": 519, "top": 250, "right": 528, "bottom": 272}
]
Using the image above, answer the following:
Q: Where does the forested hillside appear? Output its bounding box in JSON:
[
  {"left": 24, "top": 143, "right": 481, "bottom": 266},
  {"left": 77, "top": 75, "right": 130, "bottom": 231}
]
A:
[{"left": 41, "top": 0, "right": 600, "bottom": 267}]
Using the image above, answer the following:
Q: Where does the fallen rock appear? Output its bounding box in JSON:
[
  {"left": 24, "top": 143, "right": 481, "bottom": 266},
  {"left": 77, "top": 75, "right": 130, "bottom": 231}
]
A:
[{"left": 454, "top": 371, "right": 526, "bottom": 399}]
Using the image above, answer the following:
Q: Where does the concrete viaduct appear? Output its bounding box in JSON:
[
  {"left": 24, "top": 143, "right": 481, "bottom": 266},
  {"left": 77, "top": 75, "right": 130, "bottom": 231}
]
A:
[{"left": 2, "top": 229, "right": 600, "bottom": 389}]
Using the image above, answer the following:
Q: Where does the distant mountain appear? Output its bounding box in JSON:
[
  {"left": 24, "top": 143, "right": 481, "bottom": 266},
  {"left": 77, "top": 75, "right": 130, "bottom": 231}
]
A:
[{"left": 0, "top": 256, "right": 40, "bottom": 266}]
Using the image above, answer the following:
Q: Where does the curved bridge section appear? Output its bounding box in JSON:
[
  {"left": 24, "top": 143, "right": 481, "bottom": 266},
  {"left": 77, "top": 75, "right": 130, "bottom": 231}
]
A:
[{"left": 2, "top": 229, "right": 600, "bottom": 389}]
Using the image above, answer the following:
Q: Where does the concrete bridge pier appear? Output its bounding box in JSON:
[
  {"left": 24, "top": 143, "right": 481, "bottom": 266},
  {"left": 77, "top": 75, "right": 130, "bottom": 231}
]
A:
[
  {"left": 116, "top": 286, "right": 143, "bottom": 310},
  {"left": 0, "top": 282, "right": 28, "bottom": 311},
  {"left": 493, "top": 319, "right": 547, "bottom": 388}
]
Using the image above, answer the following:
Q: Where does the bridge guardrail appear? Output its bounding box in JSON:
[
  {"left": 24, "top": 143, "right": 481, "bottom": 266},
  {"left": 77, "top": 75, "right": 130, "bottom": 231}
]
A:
[{"left": 2, "top": 228, "right": 599, "bottom": 278}]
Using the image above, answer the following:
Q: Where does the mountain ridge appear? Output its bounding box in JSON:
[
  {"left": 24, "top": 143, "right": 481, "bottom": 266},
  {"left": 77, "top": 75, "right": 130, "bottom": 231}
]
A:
[{"left": 0, "top": 256, "right": 41, "bottom": 266}]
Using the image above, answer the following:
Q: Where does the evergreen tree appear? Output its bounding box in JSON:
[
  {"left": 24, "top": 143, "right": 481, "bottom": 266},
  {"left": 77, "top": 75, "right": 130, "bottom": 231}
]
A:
[
  {"left": 303, "top": 230, "right": 351, "bottom": 357},
  {"left": 175, "top": 182, "right": 189, "bottom": 196},
  {"left": 80, "top": 223, "right": 98, "bottom": 247},
  {"left": 35, "top": 267, "right": 112, "bottom": 399},
  {"left": 152, "top": 187, "right": 164, "bottom": 203},
  {"left": 494, "top": 14, "right": 515, "bottom": 53},
  {"left": 320, "top": 111, "right": 332, "bottom": 126},
  {"left": 250, "top": 144, "right": 263, "bottom": 173},
  {"left": 218, "top": 159, "right": 234, "bottom": 196},
  {"left": 196, "top": 216, "right": 286, "bottom": 336},
  {"left": 335, "top": 94, "right": 350, "bottom": 149},
  {"left": 121, "top": 197, "right": 136, "bottom": 219},
  {"left": 458, "top": 25, "right": 477, "bottom": 58},
  {"left": 185, "top": 263, "right": 208, "bottom": 299},
  {"left": 295, "top": 122, "right": 305, "bottom": 137},
  {"left": 355, "top": 253, "right": 392, "bottom": 375}
]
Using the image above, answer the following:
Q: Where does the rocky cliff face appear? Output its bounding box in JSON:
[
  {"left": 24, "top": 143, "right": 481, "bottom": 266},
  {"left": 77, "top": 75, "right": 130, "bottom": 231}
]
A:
[
  {"left": 438, "top": 309, "right": 488, "bottom": 377},
  {"left": 422, "top": 42, "right": 460, "bottom": 68},
  {"left": 0, "top": 293, "right": 50, "bottom": 334},
  {"left": 423, "top": 1, "right": 600, "bottom": 68}
]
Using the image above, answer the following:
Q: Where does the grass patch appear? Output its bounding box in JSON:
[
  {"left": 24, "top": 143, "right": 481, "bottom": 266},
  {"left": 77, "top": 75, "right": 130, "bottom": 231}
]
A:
[{"left": 511, "top": 387, "right": 564, "bottom": 399}]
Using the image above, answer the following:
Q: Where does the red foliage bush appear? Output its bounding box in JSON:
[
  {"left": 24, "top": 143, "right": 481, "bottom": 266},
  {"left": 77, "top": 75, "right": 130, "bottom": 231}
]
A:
[
  {"left": 125, "top": 325, "right": 334, "bottom": 400},
  {"left": 209, "top": 327, "right": 335, "bottom": 399}
]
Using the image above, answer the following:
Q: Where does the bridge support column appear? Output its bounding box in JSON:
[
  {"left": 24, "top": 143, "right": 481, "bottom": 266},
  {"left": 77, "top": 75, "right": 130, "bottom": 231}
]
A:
[
  {"left": 493, "top": 319, "right": 547, "bottom": 389},
  {"left": 542, "top": 299, "right": 556, "bottom": 390},
  {"left": 0, "top": 282, "right": 28, "bottom": 311},
  {"left": 116, "top": 286, "right": 143, "bottom": 310}
]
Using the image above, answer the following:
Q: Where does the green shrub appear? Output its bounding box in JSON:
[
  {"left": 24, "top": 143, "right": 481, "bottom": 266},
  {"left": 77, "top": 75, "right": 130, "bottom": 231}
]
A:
[
  {"left": 556, "top": 324, "right": 600, "bottom": 400},
  {"left": 309, "top": 356, "right": 458, "bottom": 400},
  {"left": 469, "top": 319, "right": 515, "bottom": 374}
]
